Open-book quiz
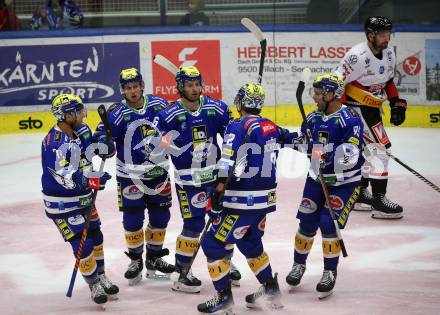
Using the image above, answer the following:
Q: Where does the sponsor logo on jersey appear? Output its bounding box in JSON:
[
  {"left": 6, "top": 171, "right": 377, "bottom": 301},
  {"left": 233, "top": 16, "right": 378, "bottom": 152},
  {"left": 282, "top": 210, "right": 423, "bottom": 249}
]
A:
[
  {"left": 259, "top": 121, "right": 276, "bottom": 136},
  {"left": 347, "top": 54, "right": 358, "bottom": 65},
  {"left": 258, "top": 217, "right": 266, "bottom": 231},
  {"left": 192, "top": 125, "right": 207, "bottom": 149},
  {"left": 299, "top": 198, "right": 317, "bottom": 214},
  {"left": 68, "top": 214, "right": 85, "bottom": 225},
  {"left": 191, "top": 191, "right": 208, "bottom": 208},
  {"left": 371, "top": 122, "right": 390, "bottom": 145},
  {"left": 246, "top": 195, "right": 254, "bottom": 206},
  {"left": 267, "top": 191, "right": 276, "bottom": 205},
  {"left": 156, "top": 181, "right": 172, "bottom": 196},
  {"left": 325, "top": 195, "right": 344, "bottom": 210},
  {"left": 122, "top": 185, "right": 144, "bottom": 200},
  {"left": 318, "top": 131, "right": 329, "bottom": 145},
  {"left": 379, "top": 66, "right": 385, "bottom": 74},
  {"left": 233, "top": 225, "right": 250, "bottom": 239}
]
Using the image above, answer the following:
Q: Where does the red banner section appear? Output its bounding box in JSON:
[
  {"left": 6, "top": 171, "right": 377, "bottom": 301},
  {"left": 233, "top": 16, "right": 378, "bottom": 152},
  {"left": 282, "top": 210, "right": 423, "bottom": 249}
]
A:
[{"left": 151, "top": 40, "right": 222, "bottom": 101}]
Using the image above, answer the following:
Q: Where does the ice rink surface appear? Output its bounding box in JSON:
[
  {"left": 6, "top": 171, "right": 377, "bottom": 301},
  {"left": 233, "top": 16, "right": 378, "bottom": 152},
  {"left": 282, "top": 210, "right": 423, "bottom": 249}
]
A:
[{"left": 1, "top": 127, "right": 440, "bottom": 315}]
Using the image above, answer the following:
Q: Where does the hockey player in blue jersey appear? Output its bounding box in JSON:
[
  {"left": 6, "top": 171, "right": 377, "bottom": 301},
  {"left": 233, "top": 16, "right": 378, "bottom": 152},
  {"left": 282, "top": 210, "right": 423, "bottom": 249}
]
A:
[
  {"left": 285, "top": 74, "right": 364, "bottom": 299},
  {"left": 93, "top": 68, "right": 174, "bottom": 286},
  {"left": 154, "top": 65, "right": 241, "bottom": 293},
  {"left": 197, "top": 83, "right": 299, "bottom": 313},
  {"left": 41, "top": 93, "right": 118, "bottom": 305}
]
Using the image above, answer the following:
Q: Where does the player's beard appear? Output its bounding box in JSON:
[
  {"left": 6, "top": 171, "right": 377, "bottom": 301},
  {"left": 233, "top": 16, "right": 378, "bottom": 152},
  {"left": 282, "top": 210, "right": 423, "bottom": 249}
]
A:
[{"left": 372, "top": 39, "right": 388, "bottom": 52}]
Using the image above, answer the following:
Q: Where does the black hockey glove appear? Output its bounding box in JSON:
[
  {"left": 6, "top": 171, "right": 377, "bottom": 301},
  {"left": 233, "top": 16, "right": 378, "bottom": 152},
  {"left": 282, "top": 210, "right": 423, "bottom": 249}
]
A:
[
  {"left": 389, "top": 98, "right": 407, "bottom": 126},
  {"left": 207, "top": 190, "right": 223, "bottom": 221}
]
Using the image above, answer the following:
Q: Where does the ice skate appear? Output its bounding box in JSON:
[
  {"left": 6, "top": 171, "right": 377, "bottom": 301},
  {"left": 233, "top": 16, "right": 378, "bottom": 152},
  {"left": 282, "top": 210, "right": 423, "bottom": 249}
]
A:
[
  {"left": 90, "top": 281, "right": 107, "bottom": 305},
  {"left": 353, "top": 188, "right": 372, "bottom": 211},
  {"left": 229, "top": 263, "right": 241, "bottom": 287},
  {"left": 371, "top": 194, "right": 403, "bottom": 219},
  {"left": 316, "top": 269, "right": 337, "bottom": 299},
  {"left": 124, "top": 251, "right": 143, "bottom": 286},
  {"left": 172, "top": 266, "right": 202, "bottom": 293},
  {"left": 98, "top": 273, "right": 119, "bottom": 300},
  {"left": 286, "top": 263, "right": 306, "bottom": 289},
  {"left": 145, "top": 251, "right": 175, "bottom": 280},
  {"left": 246, "top": 273, "right": 283, "bottom": 310},
  {"left": 197, "top": 285, "right": 234, "bottom": 314}
]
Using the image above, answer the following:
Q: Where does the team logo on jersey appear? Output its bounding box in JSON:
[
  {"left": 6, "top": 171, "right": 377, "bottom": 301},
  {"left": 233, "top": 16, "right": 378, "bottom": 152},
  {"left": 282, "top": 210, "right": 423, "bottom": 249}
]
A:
[
  {"left": 192, "top": 125, "right": 207, "bottom": 149},
  {"left": 299, "top": 198, "right": 317, "bottom": 214},
  {"left": 318, "top": 131, "right": 329, "bottom": 145},
  {"left": 371, "top": 122, "right": 390, "bottom": 145},
  {"left": 233, "top": 225, "right": 250, "bottom": 240},
  {"left": 48, "top": 167, "right": 76, "bottom": 190},
  {"left": 123, "top": 185, "right": 144, "bottom": 200},
  {"left": 191, "top": 192, "right": 208, "bottom": 208},
  {"left": 325, "top": 195, "right": 344, "bottom": 210}
]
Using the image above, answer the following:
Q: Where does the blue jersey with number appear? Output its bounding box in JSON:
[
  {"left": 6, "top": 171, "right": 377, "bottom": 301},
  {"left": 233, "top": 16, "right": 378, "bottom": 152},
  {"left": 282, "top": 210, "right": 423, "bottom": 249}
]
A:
[
  {"left": 41, "top": 124, "right": 93, "bottom": 219},
  {"left": 95, "top": 94, "right": 169, "bottom": 180},
  {"left": 217, "top": 115, "right": 288, "bottom": 215},
  {"left": 156, "top": 95, "right": 231, "bottom": 188},
  {"left": 302, "top": 105, "right": 364, "bottom": 186}
]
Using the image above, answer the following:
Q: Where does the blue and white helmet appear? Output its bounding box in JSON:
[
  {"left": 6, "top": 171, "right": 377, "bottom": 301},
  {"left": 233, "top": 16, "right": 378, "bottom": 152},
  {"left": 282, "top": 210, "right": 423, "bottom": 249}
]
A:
[{"left": 51, "top": 93, "right": 85, "bottom": 121}]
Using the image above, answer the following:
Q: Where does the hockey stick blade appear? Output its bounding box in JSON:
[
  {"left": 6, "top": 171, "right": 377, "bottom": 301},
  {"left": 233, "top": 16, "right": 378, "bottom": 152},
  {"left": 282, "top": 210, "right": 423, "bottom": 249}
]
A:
[
  {"left": 154, "top": 54, "right": 179, "bottom": 75},
  {"left": 363, "top": 133, "right": 440, "bottom": 193},
  {"left": 241, "top": 18, "right": 265, "bottom": 42}
]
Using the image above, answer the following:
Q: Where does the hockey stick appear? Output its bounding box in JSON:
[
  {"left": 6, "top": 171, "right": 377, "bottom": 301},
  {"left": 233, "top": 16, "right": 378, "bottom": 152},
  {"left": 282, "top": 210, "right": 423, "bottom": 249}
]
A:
[
  {"left": 241, "top": 17, "right": 267, "bottom": 84},
  {"left": 296, "top": 68, "right": 348, "bottom": 257},
  {"left": 170, "top": 130, "right": 253, "bottom": 282},
  {"left": 154, "top": 54, "right": 179, "bottom": 75},
  {"left": 66, "top": 104, "right": 112, "bottom": 297},
  {"left": 362, "top": 133, "right": 440, "bottom": 193}
]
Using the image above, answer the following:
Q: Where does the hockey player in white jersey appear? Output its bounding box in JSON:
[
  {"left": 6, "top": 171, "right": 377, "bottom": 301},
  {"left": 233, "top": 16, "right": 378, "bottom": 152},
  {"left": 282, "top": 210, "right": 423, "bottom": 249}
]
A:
[{"left": 334, "top": 16, "right": 407, "bottom": 219}]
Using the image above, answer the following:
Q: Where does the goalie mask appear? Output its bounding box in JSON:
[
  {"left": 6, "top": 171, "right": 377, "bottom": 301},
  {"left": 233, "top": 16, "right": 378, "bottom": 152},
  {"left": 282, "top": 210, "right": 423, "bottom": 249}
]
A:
[
  {"left": 51, "top": 93, "right": 85, "bottom": 121},
  {"left": 234, "top": 83, "right": 265, "bottom": 113}
]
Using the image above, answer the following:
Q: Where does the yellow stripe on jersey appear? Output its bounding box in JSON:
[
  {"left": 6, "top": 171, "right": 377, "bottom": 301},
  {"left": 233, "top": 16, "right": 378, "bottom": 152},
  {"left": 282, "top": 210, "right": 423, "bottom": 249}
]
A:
[
  {"left": 176, "top": 235, "right": 199, "bottom": 257},
  {"left": 79, "top": 252, "right": 97, "bottom": 276},
  {"left": 294, "top": 231, "right": 315, "bottom": 255},
  {"left": 247, "top": 251, "right": 270, "bottom": 276},
  {"left": 125, "top": 229, "right": 144, "bottom": 249},
  {"left": 345, "top": 84, "right": 387, "bottom": 108},
  {"left": 208, "top": 258, "right": 231, "bottom": 281},
  {"left": 145, "top": 226, "right": 166, "bottom": 246},
  {"left": 322, "top": 238, "right": 342, "bottom": 258}
]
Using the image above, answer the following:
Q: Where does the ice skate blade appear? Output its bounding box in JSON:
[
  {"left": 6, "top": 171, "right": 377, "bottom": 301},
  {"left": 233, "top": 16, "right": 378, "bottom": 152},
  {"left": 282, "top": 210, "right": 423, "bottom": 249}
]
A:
[
  {"left": 146, "top": 269, "right": 171, "bottom": 280},
  {"left": 371, "top": 210, "right": 403, "bottom": 220},
  {"left": 231, "top": 279, "right": 240, "bottom": 287},
  {"left": 353, "top": 203, "right": 372, "bottom": 211},
  {"left": 172, "top": 282, "right": 201, "bottom": 293},
  {"left": 127, "top": 273, "right": 142, "bottom": 286},
  {"left": 107, "top": 294, "right": 118, "bottom": 301},
  {"left": 318, "top": 290, "right": 333, "bottom": 299},
  {"left": 288, "top": 283, "right": 301, "bottom": 293},
  {"left": 198, "top": 307, "right": 235, "bottom": 315}
]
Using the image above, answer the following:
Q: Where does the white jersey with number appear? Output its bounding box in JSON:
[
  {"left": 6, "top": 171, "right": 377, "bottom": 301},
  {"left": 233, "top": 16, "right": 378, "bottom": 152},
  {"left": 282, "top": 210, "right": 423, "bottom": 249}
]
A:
[{"left": 334, "top": 41, "right": 396, "bottom": 100}]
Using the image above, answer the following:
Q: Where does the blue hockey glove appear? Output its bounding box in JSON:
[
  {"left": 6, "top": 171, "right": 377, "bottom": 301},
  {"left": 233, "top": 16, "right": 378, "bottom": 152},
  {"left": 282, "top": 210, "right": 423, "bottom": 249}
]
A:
[{"left": 389, "top": 98, "right": 407, "bottom": 126}]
